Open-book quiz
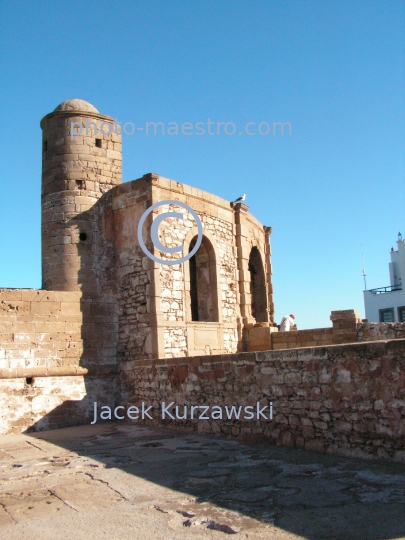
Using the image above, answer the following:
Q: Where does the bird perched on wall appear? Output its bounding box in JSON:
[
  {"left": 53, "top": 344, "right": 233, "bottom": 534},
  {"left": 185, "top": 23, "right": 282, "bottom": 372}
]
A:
[{"left": 232, "top": 194, "right": 246, "bottom": 204}]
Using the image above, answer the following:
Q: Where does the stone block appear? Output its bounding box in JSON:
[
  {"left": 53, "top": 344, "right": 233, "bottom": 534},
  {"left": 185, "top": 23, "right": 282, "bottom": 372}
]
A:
[
  {"left": 35, "top": 322, "right": 66, "bottom": 333},
  {"left": 30, "top": 302, "right": 59, "bottom": 316},
  {"left": 305, "top": 439, "right": 325, "bottom": 453},
  {"left": 0, "top": 289, "right": 22, "bottom": 301},
  {"left": 60, "top": 302, "right": 81, "bottom": 315},
  {"left": 0, "top": 301, "right": 30, "bottom": 314}
]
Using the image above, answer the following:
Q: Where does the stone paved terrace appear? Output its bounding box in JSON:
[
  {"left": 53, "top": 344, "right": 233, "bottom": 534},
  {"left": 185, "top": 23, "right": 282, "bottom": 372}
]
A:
[{"left": 0, "top": 423, "right": 404, "bottom": 540}]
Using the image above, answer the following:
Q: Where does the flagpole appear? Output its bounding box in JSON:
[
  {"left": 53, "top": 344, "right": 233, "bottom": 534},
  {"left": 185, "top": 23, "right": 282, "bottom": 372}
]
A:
[{"left": 361, "top": 244, "right": 367, "bottom": 290}]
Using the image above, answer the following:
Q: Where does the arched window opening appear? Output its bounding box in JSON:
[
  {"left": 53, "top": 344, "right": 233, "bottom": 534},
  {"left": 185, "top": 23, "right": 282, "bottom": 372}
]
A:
[
  {"left": 249, "top": 247, "right": 268, "bottom": 322},
  {"left": 189, "top": 236, "right": 218, "bottom": 322}
]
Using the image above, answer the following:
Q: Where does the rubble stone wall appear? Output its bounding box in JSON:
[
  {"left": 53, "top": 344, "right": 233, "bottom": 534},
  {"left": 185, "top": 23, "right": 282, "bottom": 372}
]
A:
[
  {"left": 203, "top": 216, "right": 237, "bottom": 324},
  {"left": 272, "top": 313, "right": 405, "bottom": 351},
  {"left": 120, "top": 339, "right": 405, "bottom": 461},
  {"left": 155, "top": 204, "right": 237, "bottom": 356},
  {"left": 163, "top": 326, "right": 188, "bottom": 358},
  {"left": 154, "top": 209, "right": 236, "bottom": 326},
  {"left": 223, "top": 327, "right": 239, "bottom": 354},
  {"left": 108, "top": 179, "right": 156, "bottom": 361},
  {"left": 357, "top": 322, "right": 405, "bottom": 342}
]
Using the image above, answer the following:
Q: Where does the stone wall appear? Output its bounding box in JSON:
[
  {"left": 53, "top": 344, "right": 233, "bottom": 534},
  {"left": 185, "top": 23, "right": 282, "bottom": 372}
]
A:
[
  {"left": 150, "top": 177, "right": 243, "bottom": 358},
  {"left": 271, "top": 311, "right": 405, "bottom": 351},
  {"left": 120, "top": 339, "right": 405, "bottom": 461},
  {"left": 271, "top": 327, "right": 334, "bottom": 350},
  {"left": 271, "top": 310, "right": 362, "bottom": 350},
  {"left": 163, "top": 326, "right": 188, "bottom": 358},
  {"left": 0, "top": 289, "right": 118, "bottom": 369},
  {"left": 223, "top": 327, "right": 239, "bottom": 354},
  {"left": 0, "top": 373, "right": 116, "bottom": 434},
  {"left": 0, "top": 288, "right": 118, "bottom": 433},
  {"left": 357, "top": 322, "right": 405, "bottom": 342},
  {"left": 107, "top": 178, "right": 156, "bottom": 361},
  {"left": 0, "top": 289, "right": 83, "bottom": 370},
  {"left": 155, "top": 203, "right": 237, "bottom": 357}
]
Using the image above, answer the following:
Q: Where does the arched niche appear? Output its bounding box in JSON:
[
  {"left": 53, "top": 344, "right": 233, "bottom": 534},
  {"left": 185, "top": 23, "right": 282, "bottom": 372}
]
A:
[
  {"left": 248, "top": 246, "right": 268, "bottom": 322},
  {"left": 186, "top": 233, "right": 220, "bottom": 322}
]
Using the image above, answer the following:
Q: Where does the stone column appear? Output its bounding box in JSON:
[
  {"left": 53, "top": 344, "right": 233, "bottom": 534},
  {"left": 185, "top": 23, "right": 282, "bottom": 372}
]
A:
[
  {"left": 263, "top": 226, "right": 275, "bottom": 323},
  {"left": 232, "top": 202, "right": 252, "bottom": 326},
  {"left": 146, "top": 174, "right": 167, "bottom": 359}
]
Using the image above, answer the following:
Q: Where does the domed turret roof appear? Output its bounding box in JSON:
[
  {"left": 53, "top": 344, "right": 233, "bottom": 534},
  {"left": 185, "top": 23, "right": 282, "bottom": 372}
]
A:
[{"left": 53, "top": 99, "right": 99, "bottom": 113}]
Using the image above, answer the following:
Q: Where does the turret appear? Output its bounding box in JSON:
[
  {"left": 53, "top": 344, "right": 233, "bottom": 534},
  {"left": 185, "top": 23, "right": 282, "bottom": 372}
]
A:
[{"left": 40, "top": 99, "right": 122, "bottom": 291}]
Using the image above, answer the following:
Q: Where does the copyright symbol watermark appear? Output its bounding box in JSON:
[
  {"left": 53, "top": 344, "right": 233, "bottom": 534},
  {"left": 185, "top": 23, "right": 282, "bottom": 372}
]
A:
[{"left": 137, "top": 200, "right": 203, "bottom": 266}]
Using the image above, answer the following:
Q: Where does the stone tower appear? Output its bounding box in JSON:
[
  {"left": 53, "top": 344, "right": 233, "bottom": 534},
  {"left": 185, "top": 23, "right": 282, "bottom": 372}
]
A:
[{"left": 40, "top": 99, "right": 122, "bottom": 292}]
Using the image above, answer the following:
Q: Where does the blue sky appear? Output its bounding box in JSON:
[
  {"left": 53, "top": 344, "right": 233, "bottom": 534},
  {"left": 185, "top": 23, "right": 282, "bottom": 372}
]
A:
[{"left": 0, "top": 0, "right": 404, "bottom": 328}]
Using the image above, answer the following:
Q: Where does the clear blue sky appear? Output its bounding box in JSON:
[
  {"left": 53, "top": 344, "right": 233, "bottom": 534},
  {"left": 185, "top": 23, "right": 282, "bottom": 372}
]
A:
[{"left": 0, "top": 1, "right": 404, "bottom": 328}]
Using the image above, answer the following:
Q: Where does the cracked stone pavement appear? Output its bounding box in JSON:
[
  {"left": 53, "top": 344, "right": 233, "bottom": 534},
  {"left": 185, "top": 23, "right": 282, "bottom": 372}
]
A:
[{"left": 0, "top": 423, "right": 404, "bottom": 539}]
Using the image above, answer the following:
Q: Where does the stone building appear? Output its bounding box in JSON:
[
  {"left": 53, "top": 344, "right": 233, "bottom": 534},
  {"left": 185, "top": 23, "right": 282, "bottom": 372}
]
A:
[
  {"left": 0, "top": 99, "right": 276, "bottom": 432},
  {"left": 1, "top": 101, "right": 404, "bottom": 460},
  {"left": 40, "top": 99, "right": 275, "bottom": 360}
]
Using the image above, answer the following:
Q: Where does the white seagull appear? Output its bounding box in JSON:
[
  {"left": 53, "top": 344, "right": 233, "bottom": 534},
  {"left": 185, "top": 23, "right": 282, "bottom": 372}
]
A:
[{"left": 232, "top": 193, "right": 246, "bottom": 204}]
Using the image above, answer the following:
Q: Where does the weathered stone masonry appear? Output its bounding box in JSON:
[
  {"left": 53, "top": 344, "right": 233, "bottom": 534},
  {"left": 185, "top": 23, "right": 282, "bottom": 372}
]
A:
[
  {"left": 0, "top": 288, "right": 118, "bottom": 433},
  {"left": 271, "top": 309, "right": 405, "bottom": 350},
  {"left": 120, "top": 339, "right": 405, "bottom": 462}
]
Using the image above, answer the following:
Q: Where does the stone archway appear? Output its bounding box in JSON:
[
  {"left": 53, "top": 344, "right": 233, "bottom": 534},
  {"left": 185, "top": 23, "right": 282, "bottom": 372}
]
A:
[
  {"left": 189, "top": 235, "right": 219, "bottom": 322},
  {"left": 248, "top": 246, "right": 268, "bottom": 322}
]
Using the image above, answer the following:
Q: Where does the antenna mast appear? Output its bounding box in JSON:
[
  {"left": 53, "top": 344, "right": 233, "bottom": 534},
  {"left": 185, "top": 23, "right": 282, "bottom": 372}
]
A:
[{"left": 361, "top": 244, "right": 367, "bottom": 290}]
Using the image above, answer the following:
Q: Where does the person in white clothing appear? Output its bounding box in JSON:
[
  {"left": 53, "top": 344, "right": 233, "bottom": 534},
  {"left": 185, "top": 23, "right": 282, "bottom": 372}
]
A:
[{"left": 279, "top": 314, "right": 295, "bottom": 331}]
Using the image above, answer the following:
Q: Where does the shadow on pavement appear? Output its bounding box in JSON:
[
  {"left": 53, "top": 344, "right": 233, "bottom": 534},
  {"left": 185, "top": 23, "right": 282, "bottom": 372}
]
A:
[{"left": 9, "top": 420, "right": 402, "bottom": 539}]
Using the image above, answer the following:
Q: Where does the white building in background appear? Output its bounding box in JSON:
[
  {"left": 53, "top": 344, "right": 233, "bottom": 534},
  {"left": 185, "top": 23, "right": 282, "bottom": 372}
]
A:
[{"left": 364, "top": 233, "right": 405, "bottom": 323}]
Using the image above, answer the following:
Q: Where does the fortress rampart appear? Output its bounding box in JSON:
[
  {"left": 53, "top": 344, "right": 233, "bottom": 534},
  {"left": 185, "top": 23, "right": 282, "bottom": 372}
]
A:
[
  {"left": 0, "top": 100, "right": 404, "bottom": 462},
  {"left": 120, "top": 339, "right": 405, "bottom": 462}
]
